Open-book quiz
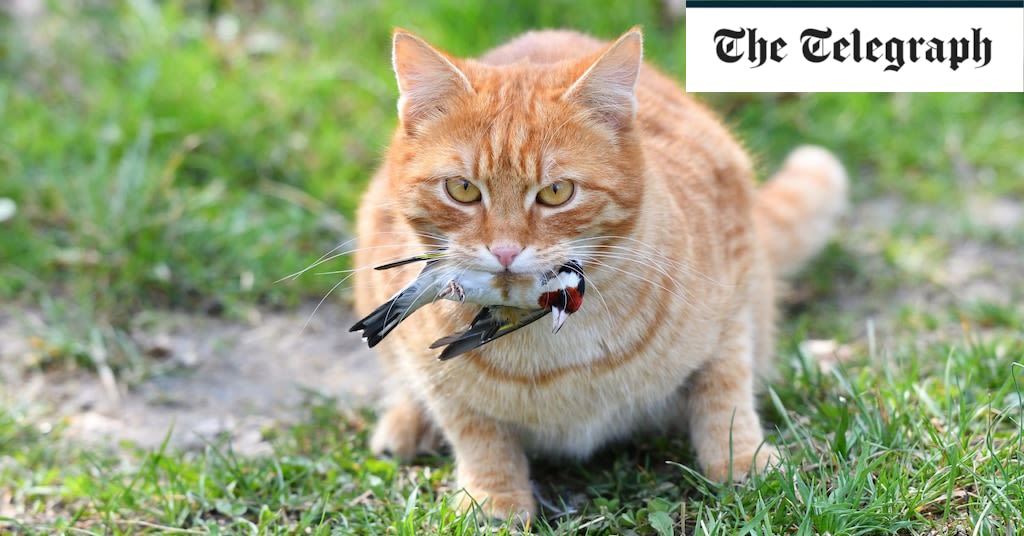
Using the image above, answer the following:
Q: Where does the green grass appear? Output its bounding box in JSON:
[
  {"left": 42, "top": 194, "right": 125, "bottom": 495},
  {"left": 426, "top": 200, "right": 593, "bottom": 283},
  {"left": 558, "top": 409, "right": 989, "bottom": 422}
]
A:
[
  {"left": 2, "top": 0, "right": 1022, "bottom": 534},
  {"left": 3, "top": 332, "right": 1021, "bottom": 534}
]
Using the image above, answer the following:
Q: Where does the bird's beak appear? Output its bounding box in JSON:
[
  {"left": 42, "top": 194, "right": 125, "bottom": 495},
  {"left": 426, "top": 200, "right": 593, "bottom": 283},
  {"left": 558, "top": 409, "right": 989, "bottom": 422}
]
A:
[{"left": 551, "top": 306, "right": 569, "bottom": 333}]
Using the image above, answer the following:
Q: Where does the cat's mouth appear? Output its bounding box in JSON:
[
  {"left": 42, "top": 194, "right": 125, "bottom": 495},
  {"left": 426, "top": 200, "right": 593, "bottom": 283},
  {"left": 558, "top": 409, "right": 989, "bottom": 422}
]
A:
[
  {"left": 490, "top": 260, "right": 585, "bottom": 308},
  {"left": 490, "top": 272, "right": 540, "bottom": 302}
]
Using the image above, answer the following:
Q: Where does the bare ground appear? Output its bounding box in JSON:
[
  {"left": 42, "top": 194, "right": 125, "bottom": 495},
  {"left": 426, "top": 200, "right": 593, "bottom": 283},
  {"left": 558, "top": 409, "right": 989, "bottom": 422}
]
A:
[{"left": 0, "top": 305, "right": 379, "bottom": 455}]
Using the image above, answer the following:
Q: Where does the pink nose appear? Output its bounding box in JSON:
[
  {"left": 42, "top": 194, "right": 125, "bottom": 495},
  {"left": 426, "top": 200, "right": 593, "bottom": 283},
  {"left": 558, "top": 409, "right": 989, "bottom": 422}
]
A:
[{"left": 489, "top": 245, "right": 522, "bottom": 269}]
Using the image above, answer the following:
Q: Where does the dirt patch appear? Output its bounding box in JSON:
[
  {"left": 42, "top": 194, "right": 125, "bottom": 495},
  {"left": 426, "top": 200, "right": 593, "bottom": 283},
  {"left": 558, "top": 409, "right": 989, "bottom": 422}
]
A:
[
  {"left": 829, "top": 196, "right": 1023, "bottom": 308},
  {"left": 0, "top": 305, "right": 379, "bottom": 455}
]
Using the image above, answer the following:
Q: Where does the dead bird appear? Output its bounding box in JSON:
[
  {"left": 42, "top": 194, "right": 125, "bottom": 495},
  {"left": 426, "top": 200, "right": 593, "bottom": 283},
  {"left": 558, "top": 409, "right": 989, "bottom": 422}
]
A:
[
  {"left": 349, "top": 257, "right": 585, "bottom": 355},
  {"left": 430, "top": 261, "right": 585, "bottom": 360}
]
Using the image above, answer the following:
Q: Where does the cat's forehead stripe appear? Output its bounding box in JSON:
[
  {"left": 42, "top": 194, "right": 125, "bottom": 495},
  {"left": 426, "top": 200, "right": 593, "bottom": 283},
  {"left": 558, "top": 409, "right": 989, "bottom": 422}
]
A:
[
  {"left": 488, "top": 117, "right": 504, "bottom": 173},
  {"left": 467, "top": 139, "right": 548, "bottom": 184},
  {"left": 475, "top": 130, "right": 491, "bottom": 179}
]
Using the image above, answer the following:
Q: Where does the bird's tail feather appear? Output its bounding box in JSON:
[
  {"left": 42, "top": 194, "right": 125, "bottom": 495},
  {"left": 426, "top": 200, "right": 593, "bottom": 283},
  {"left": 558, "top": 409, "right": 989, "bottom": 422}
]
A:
[
  {"left": 431, "top": 308, "right": 549, "bottom": 361},
  {"left": 350, "top": 296, "right": 409, "bottom": 347}
]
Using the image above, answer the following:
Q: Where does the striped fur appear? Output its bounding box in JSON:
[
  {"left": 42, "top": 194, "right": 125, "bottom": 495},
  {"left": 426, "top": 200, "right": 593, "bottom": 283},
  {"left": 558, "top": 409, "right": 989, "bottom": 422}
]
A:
[{"left": 353, "top": 28, "right": 848, "bottom": 521}]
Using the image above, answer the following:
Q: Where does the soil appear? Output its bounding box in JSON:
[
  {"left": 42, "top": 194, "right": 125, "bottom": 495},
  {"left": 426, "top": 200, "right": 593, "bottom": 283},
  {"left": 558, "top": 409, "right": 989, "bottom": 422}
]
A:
[{"left": 0, "top": 305, "right": 379, "bottom": 455}]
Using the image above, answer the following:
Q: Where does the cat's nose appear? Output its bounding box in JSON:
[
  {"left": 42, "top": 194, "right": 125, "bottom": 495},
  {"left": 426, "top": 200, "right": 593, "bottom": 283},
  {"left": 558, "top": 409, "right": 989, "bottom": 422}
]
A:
[{"left": 489, "top": 244, "right": 522, "bottom": 269}]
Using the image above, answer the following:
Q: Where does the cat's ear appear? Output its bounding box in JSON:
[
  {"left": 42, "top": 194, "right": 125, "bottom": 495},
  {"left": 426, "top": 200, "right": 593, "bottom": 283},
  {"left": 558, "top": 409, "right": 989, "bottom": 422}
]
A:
[
  {"left": 392, "top": 29, "right": 474, "bottom": 132},
  {"left": 562, "top": 27, "right": 643, "bottom": 131}
]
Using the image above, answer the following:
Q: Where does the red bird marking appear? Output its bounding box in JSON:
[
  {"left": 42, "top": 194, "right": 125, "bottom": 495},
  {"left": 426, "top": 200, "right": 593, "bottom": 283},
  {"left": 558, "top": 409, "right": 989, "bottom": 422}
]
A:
[
  {"left": 564, "top": 287, "right": 583, "bottom": 312},
  {"left": 537, "top": 287, "right": 583, "bottom": 313}
]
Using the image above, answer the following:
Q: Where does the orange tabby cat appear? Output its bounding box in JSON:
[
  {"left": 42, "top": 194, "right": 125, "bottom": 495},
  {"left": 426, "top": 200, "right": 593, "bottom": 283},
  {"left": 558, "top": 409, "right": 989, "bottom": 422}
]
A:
[{"left": 353, "top": 27, "right": 847, "bottom": 521}]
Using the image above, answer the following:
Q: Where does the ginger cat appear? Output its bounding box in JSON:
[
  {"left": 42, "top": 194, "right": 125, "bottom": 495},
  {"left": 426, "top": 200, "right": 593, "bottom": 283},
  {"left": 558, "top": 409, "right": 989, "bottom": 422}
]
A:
[{"left": 353, "top": 27, "right": 847, "bottom": 521}]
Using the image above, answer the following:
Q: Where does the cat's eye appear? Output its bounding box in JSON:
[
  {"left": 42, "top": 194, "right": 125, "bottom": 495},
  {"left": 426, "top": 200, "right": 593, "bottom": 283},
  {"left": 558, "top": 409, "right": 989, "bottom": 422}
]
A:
[
  {"left": 536, "top": 180, "right": 575, "bottom": 207},
  {"left": 445, "top": 178, "right": 482, "bottom": 204}
]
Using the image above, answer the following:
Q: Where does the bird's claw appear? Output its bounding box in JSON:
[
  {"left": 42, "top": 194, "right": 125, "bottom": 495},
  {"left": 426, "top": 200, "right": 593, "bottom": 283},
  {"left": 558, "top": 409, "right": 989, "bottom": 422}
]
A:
[{"left": 438, "top": 280, "right": 466, "bottom": 303}]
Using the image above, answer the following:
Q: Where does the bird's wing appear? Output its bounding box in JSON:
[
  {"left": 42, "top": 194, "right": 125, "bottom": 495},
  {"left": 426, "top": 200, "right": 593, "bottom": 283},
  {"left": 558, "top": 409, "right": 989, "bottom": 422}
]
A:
[
  {"left": 351, "top": 261, "right": 447, "bottom": 347},
  {"left": 430, "top": 307, "right": 549, "bottom": 361},
  {"left": 349, "top": 292, "right": 415, "bottom": 348}
]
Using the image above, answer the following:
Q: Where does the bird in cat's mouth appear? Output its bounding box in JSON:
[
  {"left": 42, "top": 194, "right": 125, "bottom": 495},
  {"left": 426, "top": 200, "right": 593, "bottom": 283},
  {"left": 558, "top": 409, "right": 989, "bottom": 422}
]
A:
[{"left": 349, "top": 255, "right": 585, "bottom": 359}]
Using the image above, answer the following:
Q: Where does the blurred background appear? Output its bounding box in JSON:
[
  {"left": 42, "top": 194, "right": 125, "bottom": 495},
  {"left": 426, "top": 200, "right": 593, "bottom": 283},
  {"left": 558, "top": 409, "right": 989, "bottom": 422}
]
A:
[
  {"left": 0, "top": 1, "right": 1021, "bottom": 531},
  {"left": 2, "top": 0, "right": 1019, "bottom": 352}
]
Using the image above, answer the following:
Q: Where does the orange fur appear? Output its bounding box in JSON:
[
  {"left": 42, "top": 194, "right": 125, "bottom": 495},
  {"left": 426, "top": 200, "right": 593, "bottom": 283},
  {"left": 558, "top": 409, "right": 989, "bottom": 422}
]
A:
[{"left": 353, "top": 28, "right": 848, "bottom": 521}]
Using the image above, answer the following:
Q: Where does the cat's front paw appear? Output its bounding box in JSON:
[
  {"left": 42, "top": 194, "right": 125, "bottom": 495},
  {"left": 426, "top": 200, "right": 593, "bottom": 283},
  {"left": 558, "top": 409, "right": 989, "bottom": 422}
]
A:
[
  {"left": 702, "top": 445, "right": 780, "bottom": 483},
  {"left": 455, "top": 484, "right": 537, "bottom": 525},
  {"left": 370, "top": 402, "right": 444, "bottom": 460}
]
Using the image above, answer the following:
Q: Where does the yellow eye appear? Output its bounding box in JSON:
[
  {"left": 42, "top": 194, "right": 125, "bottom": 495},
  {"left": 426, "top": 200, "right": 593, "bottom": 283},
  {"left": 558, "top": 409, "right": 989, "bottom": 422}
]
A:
[
  {"left": 536, "top": 180, "right": 575, "bottom": 207},
  {"left": 445, "top": 178, "right": 482, "bottom": 204}
]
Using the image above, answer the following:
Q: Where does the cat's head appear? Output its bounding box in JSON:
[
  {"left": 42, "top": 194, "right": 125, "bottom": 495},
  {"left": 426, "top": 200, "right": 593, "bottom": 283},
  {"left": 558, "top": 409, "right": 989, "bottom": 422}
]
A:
[{"left": 384, "top": 28, "right": 646, "bottom": 276}]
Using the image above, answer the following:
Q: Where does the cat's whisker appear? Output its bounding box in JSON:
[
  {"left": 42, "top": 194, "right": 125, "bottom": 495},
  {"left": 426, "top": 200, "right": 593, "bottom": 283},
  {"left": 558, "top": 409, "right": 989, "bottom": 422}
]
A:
[
  {"left": 278, "top": 237, "right": 359, "bottom": 284},
  {"left": 280, "top": 241, "right": 450, "bottom": 283},
  {"left": 564, "top": 243, "right": 719, "bottom": 293},
  {"left": 564, "top": 241, "right": 698, "bottom": 277},
  {"left": 583, "top": 258, "right": 716, "bottom": 318},
  {"left": 279, "top": 230, "right": 442, "bottom": 279},
  {"left": 300, "top": 271, "right": 357, "bottom": 335},
  {"left": 569, "top": 249, "right": 690, "bottom": 299},
  {"left": 565, "top": 236, "right": 728, "bottom": 288},
  {"left": 564, "top": 245, "right": 690, "bottom": 292},
  {"left": 279, "top": 247, "right": 425, "bottom": 283},
  {"left": 573, "top": 268, "right": 612, "bottom": 320},
  {"left": 565, "top": 236, "right": 706, "bottom": 271},
  {"left": 580, "top": 252, "right": 715, "bottom": 318},
  {"left": 569, "top": 246, "right": 681, "bottom": 279},
  {"left": 584, "top": 260, "right": 699, "bottom": 313},
  {"left": 563, "top": 243, "right": 691, "bottom": 279},
  {"left": 313, "top": 265, "right": 382, "bottom": 276}
]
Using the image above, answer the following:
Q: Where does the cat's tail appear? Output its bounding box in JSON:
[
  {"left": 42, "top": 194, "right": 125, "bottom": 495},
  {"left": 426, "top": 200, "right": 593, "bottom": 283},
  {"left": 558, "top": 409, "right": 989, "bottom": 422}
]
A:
[{"left": 754, "top": 146, "right": 848, "bottom": 277}]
